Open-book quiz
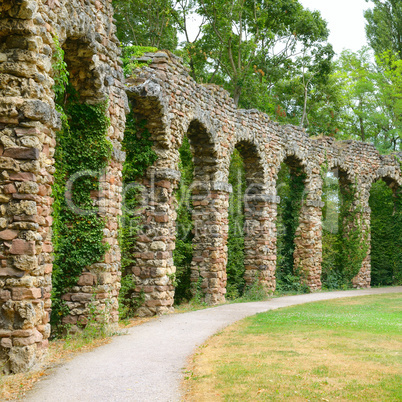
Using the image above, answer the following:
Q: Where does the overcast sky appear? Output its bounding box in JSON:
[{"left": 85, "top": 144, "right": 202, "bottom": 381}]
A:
[{"left": 299, "top": 0, "right": 370, "bottom": 55}]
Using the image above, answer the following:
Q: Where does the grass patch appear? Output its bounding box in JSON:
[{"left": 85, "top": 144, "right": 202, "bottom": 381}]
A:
[{"left": 183, "top": 293, "right": 402, "bottom": 401}]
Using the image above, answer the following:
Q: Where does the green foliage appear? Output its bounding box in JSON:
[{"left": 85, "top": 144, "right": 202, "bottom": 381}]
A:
[
  {"left": 193, "top": 0, "right": 330, "bottom": 106},
  {"left": 51, "top": 99, "right": 112, "bottom": 327},
  {"left": 122, "top": 114, "right": 158, "bottom": 182},
  {"left": 118, "top": 113, "right": 158, "bottom": 318},
  {"left": 226, "top": 149, "right": 246, "bottom": 299},
  {"left": 113, "top": 0, "right": 178, "bottom": 50},
  {"left": 173, "top": 136, "right": 194, "bottom": 303},
  {"left": 336, "top": 182, "right": 369, "bottom": 284},
  {"left": 369, "top": 180, "right": 402, "bottom": 286},
  {"left": 238, "top": 279, "right": 269, "bottom": 302},
  {"left": 276, "top": 162, "right": 307, "bottom": 291},
  {"left": 52, "top": 35, "right": 69, "bottom": 105},
  {"left": 121, "top": 45, "right": 158, "bottom": 77},
  {"left": 364, "top": 0, "right": 402, "bottom": 59}
]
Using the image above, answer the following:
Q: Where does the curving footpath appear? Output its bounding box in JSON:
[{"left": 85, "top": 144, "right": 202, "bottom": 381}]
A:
[{"left": 25, "top": 287, "right": 401, "bottom": 402}]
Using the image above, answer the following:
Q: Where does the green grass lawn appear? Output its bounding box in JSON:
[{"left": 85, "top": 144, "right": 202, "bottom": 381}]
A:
[{"left": 184, "top": 293, "right": 402, "bottom": 401}]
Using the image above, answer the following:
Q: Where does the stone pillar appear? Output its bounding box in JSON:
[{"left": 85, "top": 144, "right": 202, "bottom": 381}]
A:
[
  {"left": 191, "top": 183, "right": 231, "bottom": 304},
  {"left": 131, "top": 168, "right": 180, "bottom": 316},
  {"left": 243, "top": 195, "right": 279, "bottom": 291},
  {"left": 351, "top": 208, "right": 371, "bottom": 288},
  {"left": 293, "top": 201, "right": 324, "bottom": 291},
  {"left": 0, "top": 2, "right": 57, "bottom": 373}
]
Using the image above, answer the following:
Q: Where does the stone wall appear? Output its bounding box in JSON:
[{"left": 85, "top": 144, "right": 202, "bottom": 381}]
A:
[
  {"left": 0, "top": 4, "right": 401, "bottom": 373},
  {"left": 126, "top": 50, "right": 402, "bottom": 316},
  {"left": 0, "top": 0, "right": 126, "bottom": 373}
]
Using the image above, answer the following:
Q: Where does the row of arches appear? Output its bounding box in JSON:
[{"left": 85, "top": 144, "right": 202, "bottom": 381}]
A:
[{"left": 125, "top": 97, "right": 401, "bottom": 315}]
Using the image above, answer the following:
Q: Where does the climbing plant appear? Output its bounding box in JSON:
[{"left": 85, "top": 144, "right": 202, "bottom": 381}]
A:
[
  {"left": 51, "top": 99, "right": 112, "bottom": 326},
  {"left": 121, "top": 45, "right": 157, "bottom": 77},
  {"left": 119, "top": 113, "right": 158, "bottom": 319},
  {"left": 369, "top": 180, "right": 402, "bottom": 286},
  {"left": 51, "top": 36, "right": 112, "bottom": 327},
  {"left": 173, "top": 136, "right": 194, "bottom": 303},
  {"left": 276, "top": 162, "right": 308, "bottom": 292},
  {"left": 335, "top": 181, "right": 369, "bottom": 285},
  {"left": 226, "top": 149, "right": 246, "bottom": 299}
]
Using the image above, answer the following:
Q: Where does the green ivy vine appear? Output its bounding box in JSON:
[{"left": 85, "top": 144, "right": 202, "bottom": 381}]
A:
[
  {"left": 336, "top": 181, "right": 370, "bottom": 284},
  {"left": 118, "top": 113, "right": 157, "bottom": 319},
  {"left": 276, "top": 163, "right": 308, "bottom": 292},
  {"left": 51, "top": 37, "right": 112, "bottom": 327}
]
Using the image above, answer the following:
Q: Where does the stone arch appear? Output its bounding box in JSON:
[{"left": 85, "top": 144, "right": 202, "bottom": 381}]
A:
[
  {"left": 227, "top": 139, "right": 276, "bottom": 290},
  {"left": 185, "top": 118, "right": 230, "bottom": 304},
  {"left": 0, "top": 0, "right": 126, "bottom": 373},
  {"left": 50, "top": 32, "right": 125, "bottom": 328},
  {"left": 360, "top": 167, "right": 402, "bottom": 288}
]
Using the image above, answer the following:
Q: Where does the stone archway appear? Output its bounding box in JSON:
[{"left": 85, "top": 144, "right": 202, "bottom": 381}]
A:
[{"left": 0, "top": 0, "right": 126, "bottom": 373}]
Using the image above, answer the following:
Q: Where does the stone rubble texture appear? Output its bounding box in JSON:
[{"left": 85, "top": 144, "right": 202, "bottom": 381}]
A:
[
  {"left": 126, "top": 50, "right": 402, "bottom": 315},
  {"left": 0, "top": 0, "right": 127, "bottom": 373},
  {"left": 0, "top": 1, "right": 401, "bottom": 374}
]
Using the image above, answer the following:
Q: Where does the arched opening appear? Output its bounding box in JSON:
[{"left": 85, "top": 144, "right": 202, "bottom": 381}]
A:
[
  {"left": 321, "top": 166, "right": 372, "bottom": 288},
  {"left": 276, "top": 156, "right": 307, "bottom": 292},
  {"left": 369, "top": 178, "right": 401, "bottom": 286},
  {"left": 51, "top": 37, "right": 114, "bottom": 331},
  {"left": 226, "top": 147, "right": 246, "bottom": 299},
  {"left": 173, "top": 134, "right": 194, "bottom": 303},
  {"left": 226, "top": 140, "right": 267, "bottom": 299},
  {"left": 185, "top": 120, "right": 224, "bottom": 304},
  {"left": 321, "top": 168, "right": 345, "bottom": 288}
]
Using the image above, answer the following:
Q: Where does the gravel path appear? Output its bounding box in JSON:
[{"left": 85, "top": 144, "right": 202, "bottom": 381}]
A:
[{"left": 25, "top": 287, "right": 401, "bottom": 402}]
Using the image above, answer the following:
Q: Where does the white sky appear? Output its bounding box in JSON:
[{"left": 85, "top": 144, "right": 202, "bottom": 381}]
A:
[{"left": 299, "top": 0, "right": 370, "bottom": 55}]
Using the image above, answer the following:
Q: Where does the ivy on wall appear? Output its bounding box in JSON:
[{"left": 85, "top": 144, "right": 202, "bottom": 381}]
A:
[
  {"left": 320, "top": 163, "right": 370, "bottom": 288},
  {"left": 51, "top": 99, "right": 112, "bottom": 325},
  {"left": 370, "top": 180, "right": 402, "bottom": 286},
  {"left": 276, "top": 163, "right": 308, "bottom": 292},
  {"left": 336, "top": 182, "right": 369, "bottom": 284},
  {"left": 173, "top": 136, "right": 194, "bottom": 303},
  {"left": 119, "top": 113, "right": 158, "bottom": 319},
  {"left": 51, "top": 37, "right": 112, "bottom": 326}
]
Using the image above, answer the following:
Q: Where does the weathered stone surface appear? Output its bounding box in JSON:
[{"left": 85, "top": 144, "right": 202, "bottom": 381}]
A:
[
  {"left": 3, "top": 147, "right": 39, "bottom": 160},
  {"left": 0, "top": 0, "right": 127, "bottom": 373},
  {"left": 126, "top": 51, "right": 402, "bottom": 316},
  {"left": 0, "top": 0, "right": 400, "bottom": 376},
  {"left": 9, "top": 239, "right": 35, "bottom": 256},
  {"left": 0, "top": 229, "right": 18, "bottom": 240}
]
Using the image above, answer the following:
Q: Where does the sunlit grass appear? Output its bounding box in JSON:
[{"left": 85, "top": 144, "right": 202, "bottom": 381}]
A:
[{"left": 184, "top": 293, "right": 402, "bottom": 401}]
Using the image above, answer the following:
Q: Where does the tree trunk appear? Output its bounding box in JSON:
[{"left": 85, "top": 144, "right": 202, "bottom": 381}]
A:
[{"left": 233, "top": 86, "right": 241, "bottom": 107}]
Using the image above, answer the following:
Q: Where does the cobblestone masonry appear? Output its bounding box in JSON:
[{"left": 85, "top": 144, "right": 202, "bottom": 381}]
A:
[
  {"left": 0, "top": 0, "right": 127, "bottom": 373},
  {"left": 0, "top": 4, "right": 401, "bottom": 372},
  {"left": 126, "top": 50, "right": 402, "bottom": 315}
]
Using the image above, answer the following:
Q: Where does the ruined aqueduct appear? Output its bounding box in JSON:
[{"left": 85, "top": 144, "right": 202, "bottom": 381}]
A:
[{"left": 0, "top": 0, "right": 401, "bottom": 373}]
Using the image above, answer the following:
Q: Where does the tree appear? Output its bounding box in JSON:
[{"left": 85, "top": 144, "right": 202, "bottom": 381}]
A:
[
  {"left": 113, "top": 0, "right": 178, "bottom": 49},
  {"left": 270, "top": 42, "right": 340, "bottom": 136},
  {"left": 364, "top": 0, "right": 402, "bottom": 59},
  {"left": 335, "top": 48, "right": 378, "bottom": 143},
  {"left": 374, "top": 51, "right": 402, "bottom": 151},
  {"left": 191, "top": 0, "right": 330, "bottom": 106}
]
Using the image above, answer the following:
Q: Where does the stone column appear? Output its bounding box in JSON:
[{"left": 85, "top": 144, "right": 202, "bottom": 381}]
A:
[
  {"left": 293, "top": 201, "right": 324, "bottom": 291},
  {"left": 191, "top": 183, "right": 231, "bottom": 304},
  {"left": 131, "top": 168, "right": 180, "bottom": 316},
  {"left": 243, "top": 195, "right": 279, "bottom": 292},
  {"left": 0, "top": 2, "right": 57, "bottom": 373},
  {"left": 351, "top": 208, "right": 371, "bottom": 288}
]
